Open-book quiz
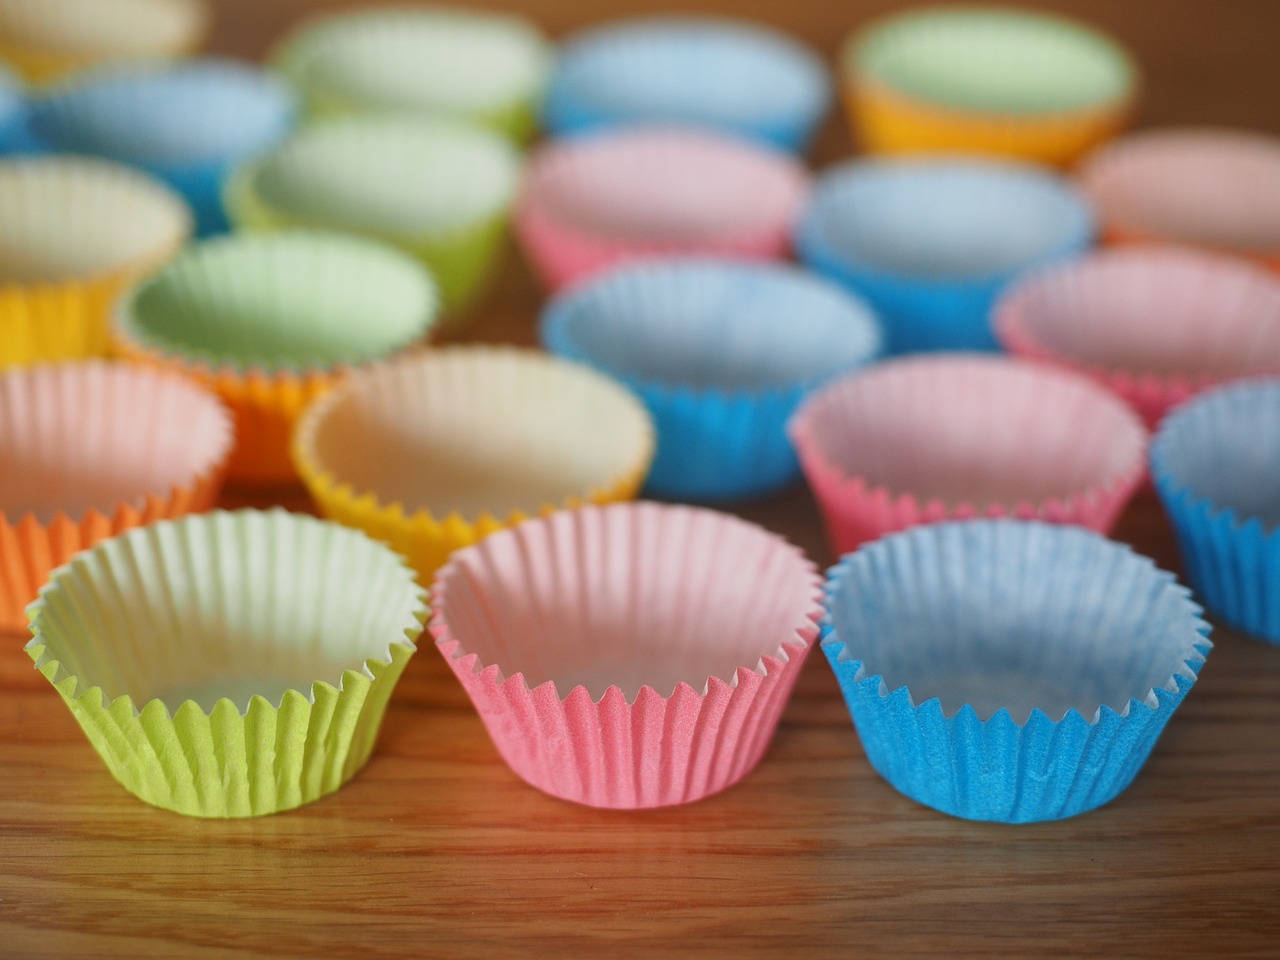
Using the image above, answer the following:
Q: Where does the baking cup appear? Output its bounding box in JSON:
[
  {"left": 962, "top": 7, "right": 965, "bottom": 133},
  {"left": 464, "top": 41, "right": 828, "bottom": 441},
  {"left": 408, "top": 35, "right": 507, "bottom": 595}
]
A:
[
  {"left": 29, "top": 59, "right": 296, "bottom": 236},
  {"left": 431, "top": 501, "right": 823, "bottom": 809},
  {"left": 0, "top": 0, "right": 209, "bottom": 85},
  {"left": 0, "top": 157, "right": 191, "bottom": 368},
  {"left": 115, "top": 231, "right": 439, "bottom": 486},
  {"left": 1152, "top": 379, "right": 1280, "bottom": 644},
  {"left": 0, "top": 61, "right": 27, "bottom": 153},
  {"left": 515, "top": 127, "right": 809, "bottom": 291},
  {"left": 843, "top": 7, "right": 1136, "bottom": 167},
  {"left": 543, "top": 16, "right": 830, "bottom": 153},
  {"left": 542, "top": 258, "right": 881, "bottom": 502},
  {"left": 1078, "top": 128, "right": 1280, "bottom": 270},
  {"left": 25, "top": 509, "right": 425, "bottom": 817},
  {"left": 823, "top": 518, "right": 1211, "bottom": 823},
  {"left": 789, "top": 354, "right": 1147, "bottom": 556},
  {"left": 0, "top": 360, "right": 230, "bottom": 631},
  {"left": 272, "top": 6, "right": 551, "bottom": 143},
  {"left": 794, "top": 157, "right": 1092, "bottom": 354},
  {"left": 995, "top": 246, "right": 1280, "bottom": 429},
  {"left": 224, "top": 115, "right": 519, "bottom": 312},
  {"left": 293, "top": 346, "right": 655, "bottom": 582}
]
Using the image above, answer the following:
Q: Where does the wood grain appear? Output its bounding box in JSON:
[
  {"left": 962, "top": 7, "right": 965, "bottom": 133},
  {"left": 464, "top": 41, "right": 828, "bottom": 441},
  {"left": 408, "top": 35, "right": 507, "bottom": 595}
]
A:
[{"left": 3, "top": 1, "right": 1280, "bottom": 957}]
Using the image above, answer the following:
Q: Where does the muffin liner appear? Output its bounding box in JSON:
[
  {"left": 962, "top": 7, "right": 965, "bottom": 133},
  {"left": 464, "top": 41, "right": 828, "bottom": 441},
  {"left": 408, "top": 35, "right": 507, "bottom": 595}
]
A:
[
  {"left": 790, "top": 354, "right": 1148, "bottom": 556},
  {"left": 0, "top": 360, "right": 230, "bottom": 630},
  {"left": 0, "top": 61, "right": 26, "bottom": 153},
  {"left": 0, "top": 156, "right": 191, "bottom": 368},
  {"left": 843, "top": 8, "right": 1136, "bottom": 167},
  {"left": 541, "top": 257, "right": 881, "bottom": 501},
  {"left": 543, "top": 16, "right": 830, "bottom": 153},
  {"left": 1078, "top": 128, "right": 1280, "bottom": 271},
  {"left": 823, "top": 518, "right": 1211, "bottom": 823},
  {"left": 292, "top": 345, "right": 655, "bottom": 581},
  {"left": 271, "top": 6, "right": 552, "bottom": 142},
  {"left": 995, "top": 246, "right": 1280, "bottom": 429},
  {"left": 1152, "top": 378, "right": 1280, "bottom": 644},
  {"left": 115, "top": 230, "right": 439, "bottom": 486},
  {"left": 514, "top": 126, "right": 810, "bottom": 291},
  {"left": 25, "top": 509, "right": 426, "bottom": 817},
  {"left": 224, "top": 115, "right": 519, "bottom": 313},
  {"left": 431, "top": 501, "right": 823, "bottom": 809},
  {"left": 794, "top": 157, "right": 1092, "bottom": 354},
  {"left": 30, "top": 59, "right": 296, "bottom": 235}
]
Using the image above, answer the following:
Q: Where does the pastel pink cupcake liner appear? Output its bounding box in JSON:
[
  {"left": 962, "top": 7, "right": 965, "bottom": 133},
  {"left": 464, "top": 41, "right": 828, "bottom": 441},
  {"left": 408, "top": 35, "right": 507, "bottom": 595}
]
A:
[
  {"left": 430, "top": 501, "right": 823, "bottom": 809},
  {"left": 789, "top": 354, "right": 1147, "bottom": 556}
]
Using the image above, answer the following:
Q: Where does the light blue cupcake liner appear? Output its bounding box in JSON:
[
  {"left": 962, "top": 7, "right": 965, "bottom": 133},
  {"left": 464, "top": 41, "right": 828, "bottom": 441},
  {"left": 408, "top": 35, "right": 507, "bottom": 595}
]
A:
[
  {"left": 28, "top": 58, "right": 296, "bottom": 236},
  {"left": 795, "top": 158, "right": 1093, "bottom": 354},
  {"left": 541, "top": 257, "right": 882, "bottom": 502},
  {"left": 1151, "top": 378, "right": 1280, "bottom": 644},
  {"left": 0, "top": 63, "right": 33, "bottom": 155},
  {"left": 822, "top": 519, "right": 1211, "bottom": 823},
  {"left": 543, "top": 17, "right": 831, "bottom": 154}
]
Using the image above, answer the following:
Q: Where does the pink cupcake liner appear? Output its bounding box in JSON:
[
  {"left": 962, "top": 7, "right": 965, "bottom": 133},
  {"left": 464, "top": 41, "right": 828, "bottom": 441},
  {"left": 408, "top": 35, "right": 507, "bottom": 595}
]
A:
[
  {"left": 430, "top": 501, "right": 822, "bottom": 809},
  {"left": 514, "top": 126, "right": 810, "bottom": 290},
  {"left": 789, "top": 354, "right": 1147, "bottom": 556},
  {"left": 995, "top": 246, "right": 1280, "bottom": 428}
]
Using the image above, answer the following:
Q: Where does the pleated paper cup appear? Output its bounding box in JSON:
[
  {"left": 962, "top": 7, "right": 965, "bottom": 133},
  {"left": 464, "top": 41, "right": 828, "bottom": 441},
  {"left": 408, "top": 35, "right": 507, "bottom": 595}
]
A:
[
  {"left": 0, "top": 0, "right": 209, "bottom": 85},
  {"left": 224, "top": 115, "right": 519, "bottom": 313},
  {"left": 115, "top": 230, "right": 439, "bottom": 486},
  {"left": 842, "top": 7, "right": 1137, "bottom": 167},
  {"left": 541, "top": 258, "right": 881, "bottom": 502},
  {"left": 1078, "top": 128, "right": 1280, "bottom": 271},
  {"left": 995, "top": 246, "right": 1280, "bottom": 429},
  {"left": 794, "top": 157, "right": 1092, "bottom": 354},
  {"left": 292, "top": 346, "right": 655, "bottom": 581},
  {"left": 0, "top": 360, "right": 230, "bottom": 631},
  {"left": 431, "top": 501, "right": 823, "bottom": 809},
  {"left": 789, "top": 354, "right": 1147, "bottom": 556},
  {"left": 543, "top": 16, "right": 830, "bottom": 154},
  {"left": 1152, "top": 379, "right": 1280, "bottom": 644},
  {"left": 514, "top": 126, "right": 810, "bottom": 291},
  {"left": 25, "top": 509, "right": 426, "bottom": 817},
  {"left": 271, "top": 6, "right": 552, "bottom": 142},
  {"left": 823, "top": 519, "right": 1211, "bottom": 823},
  {"left": 0, "top": 61, "right": 25, "bottom": 153},
  {"left": 0, "top": 157, "right": 191, "bottom": 368}
]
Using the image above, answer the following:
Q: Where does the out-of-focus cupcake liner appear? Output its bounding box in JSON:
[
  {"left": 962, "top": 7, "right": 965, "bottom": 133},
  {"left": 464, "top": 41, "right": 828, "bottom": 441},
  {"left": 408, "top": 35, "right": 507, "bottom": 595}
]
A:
[
  {"left": 514, "top": 126, "right": 810, "bottom": 291},
  {"left": 823, "top": 518, "right": 1211, "bottom": 823},
  {"left": 543, "top": 16, "right": 830, "bottom": 153},
  {"left": 541, "top": 257, "right": 881, "bottom": 502},
  {"left": 431, "top": 501, "right": 823, "bottom": 809},
  {"left": 794, "top": 157, "right": 1092, "bottom": 354},
  {"left": 0, "top": 61, "right": 27, "bottom": 152},
  {"left": 25, "top": 509, "right": 425, "bottom": 817},
  {"left": 292, "top": 345, "right": 655, "bottom": 581},
  {"left": 789, "top": 354, "right": 1148, "bottom": 556},
  {"left": 995, "top": 246, "right": 1280, "bottom": 429}
]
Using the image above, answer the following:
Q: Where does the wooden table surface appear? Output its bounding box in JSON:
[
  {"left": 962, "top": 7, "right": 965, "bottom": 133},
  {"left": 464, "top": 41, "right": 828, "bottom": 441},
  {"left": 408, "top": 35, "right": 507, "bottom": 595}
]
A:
[{"left": 4, "top": 1, "right": 1280, "bottom": 957}]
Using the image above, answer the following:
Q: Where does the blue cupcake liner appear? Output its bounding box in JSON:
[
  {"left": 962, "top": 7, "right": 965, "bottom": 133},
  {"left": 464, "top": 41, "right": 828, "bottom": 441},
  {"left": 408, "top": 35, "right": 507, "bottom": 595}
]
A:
[
  {"left": 822, "top": 519, "right": 1211, "bottom": 823},
  {"left": 28, "top": 58, "right": 296, "bottom": 236},
  {"left": 794, "top": 158, "right": 1094, "bottom": 354},
  {"left": 1152, "top": 378, "right": 1280, "bottom": 644},
  {"left": 543, "top": 17, "right": 831, "bottom": 154},
  {"left": 0, "top": 63, "right": 33, "bottom": 155},
  {"left": 541, "top": 257, "right": 882, "bottom": 502}
]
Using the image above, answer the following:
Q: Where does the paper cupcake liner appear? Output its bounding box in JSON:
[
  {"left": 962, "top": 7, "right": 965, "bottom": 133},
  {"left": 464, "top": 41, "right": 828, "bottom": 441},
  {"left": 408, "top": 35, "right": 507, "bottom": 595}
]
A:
[
  {"left": 431, "top": 501, "right": 823, "bottom": 808},
  {"left": 541, "top": 257, "right": 881, "bottom": 501},
  {"left": 1152, "top": 378, "right": 1280, "bottom": 644},
  {"left": 789, "top": 354, "right": 1148, "bottom": 556},
  {"left": 293, "top": 345, "right": 655, "bottom": 581},
  {"left": 514, "top": 126, "right": 810, "bottom": 291},
  {"left": 794, "top": 157, "right": 1092, "bottom": 354},
  {"left": 0, "top": 61, "right": 25, "bottom": 153},
  {"left": 25, "top": 509, "right": 425, "bottom": 817},
  {"left": 995, "top": 246, "right": 1280, "bottom": 429},
  {"left": 224, "top": 115, "right": 518, "bottom": 312},
  {"left": 543, "top": 16, "right": 830, "bottom": 154},
  {"left": 823, "top": 519, "right": 1211, "bottom": 823}
]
